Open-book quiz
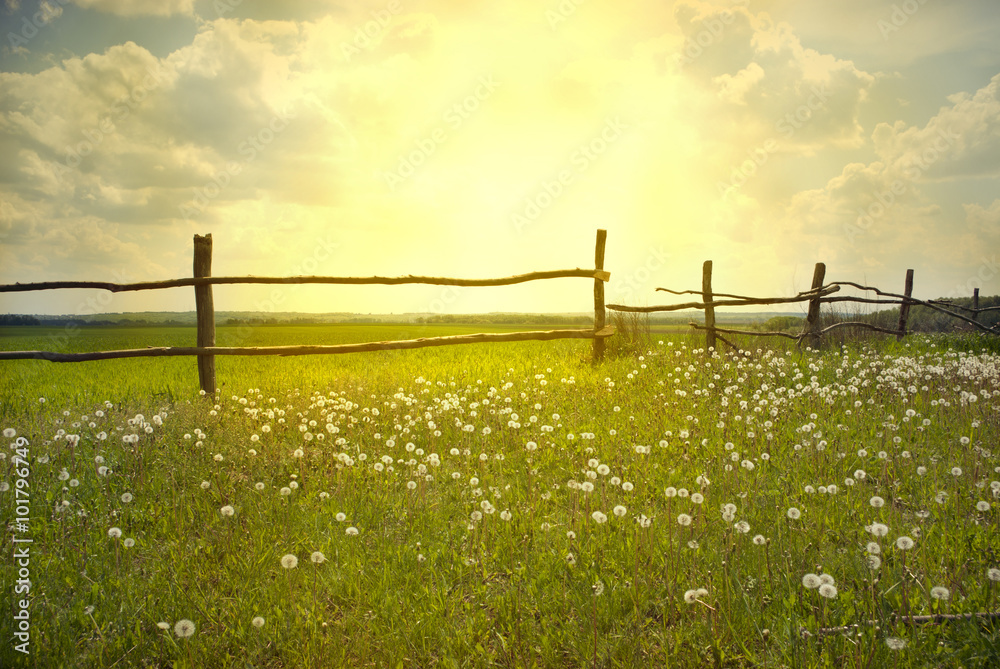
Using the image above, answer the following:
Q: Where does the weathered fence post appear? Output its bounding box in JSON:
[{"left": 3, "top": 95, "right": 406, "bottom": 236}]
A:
[
  {"left": 193, "top": 234, "right": 216, "bottom": 395},
  {"left": 972, "top": 287, "right": 980, "bottom": 325},
  {"left": 896, "top": 268, "right": 914, "bottom": 341},
  {"left": 802, "top": 262, "right": 826, "bottom": 347},
  {"left": 593, "top": 229, "right": 607, "bottom": 363},
  {"left": 702, "top": 260, "right": 716, "bottom": 353}
]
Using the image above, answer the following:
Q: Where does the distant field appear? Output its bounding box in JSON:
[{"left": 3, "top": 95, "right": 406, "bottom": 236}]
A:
[{"left": 0, "top": 323, "right": 605, "bottom": 417}]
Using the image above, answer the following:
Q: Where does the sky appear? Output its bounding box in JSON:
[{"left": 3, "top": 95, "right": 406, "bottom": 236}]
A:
[{"left": 0, "top": 0, "right": 998, "bottom": 317}]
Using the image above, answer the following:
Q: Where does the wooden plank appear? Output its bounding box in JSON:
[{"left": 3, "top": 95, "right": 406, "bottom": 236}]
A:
[
  {"left": 802, "top": 262, "right": 826, "bottom": 347},
  {"left": 0, "top": 269, "right": 611, "bottom": 293},
  {"left": 593, "top": 229, "right": 608, "bottom": 363},
  {"left": 702, "top": 260, "right": 715, "bottom": 353},
  {"left": 193, "top": 234, "right": 216, "bottom": 395},
  {"left": 0, "top": 327, "right": 617, "bottom": 362},
  {"left": 896, "top": 268, "right": 914, "bottom": 341}
]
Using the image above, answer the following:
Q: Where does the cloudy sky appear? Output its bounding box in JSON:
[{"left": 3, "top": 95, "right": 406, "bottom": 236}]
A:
[{"left": 1, "top": 0, "right": 998, "bottom": 317}]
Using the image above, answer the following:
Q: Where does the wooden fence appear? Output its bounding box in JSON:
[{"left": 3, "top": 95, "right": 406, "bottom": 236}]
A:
[
  {"left": 0, "top": 231, "right": 616, "bottom": 393},
  {"left": 607, "top": 261, "right": 999, "bottom": 354}
]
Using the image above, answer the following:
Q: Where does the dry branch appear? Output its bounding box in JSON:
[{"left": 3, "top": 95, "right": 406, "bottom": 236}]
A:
[
  {"left": 817, "top": 321, "right": 904, "bottom": 337},
  {"left": 0, "top": 327, "right": 616, "bottom": 363},
  {"left": 688, "top": 323, "right": 800, "bottom": 341},
  {"left": 607, "top": 286, "right": 840, "bottom": 313},
  {"left": 930, "top": 300, "right": 1000, "bottom": 314},
  {"left": 654, "top": 286, "right": 834, "bottom": 301},
  {"left": 0, "top": 269, "right": 611, "bottom": 293},
  {"left": 819, "top": 296, "right": 904, "bottom": 306},
  {"left": 828, "top": 281, "right": 997, "bottom": 334}
]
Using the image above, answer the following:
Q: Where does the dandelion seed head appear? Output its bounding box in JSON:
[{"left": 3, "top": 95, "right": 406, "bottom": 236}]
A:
[
  {"left": 930, "top": 586, "right": 950, "bottom": 600},
  {"left": 280, "top": 554, "right": 298, "bottom": 569},
  {"left": 174, "top": 619, "right": 196, "bottom": 638}
]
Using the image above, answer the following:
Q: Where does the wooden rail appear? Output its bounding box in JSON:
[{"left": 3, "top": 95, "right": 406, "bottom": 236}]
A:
[
  {"left": 0, "top": 327, "right": 616, "bottom": 362},
  {"left": 0, "top": 231, "right": 615, "bottom": 392},
  {"left": 608, "top": 262, "right": 997, "bottom": 354},
  {"left": 0, "top": 269, "right": 611, "bottom": 292}
]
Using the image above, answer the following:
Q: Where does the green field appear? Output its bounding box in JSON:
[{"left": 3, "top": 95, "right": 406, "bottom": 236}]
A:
[{"left": 1, "top": 324, "right": 999, "bottom": 667}]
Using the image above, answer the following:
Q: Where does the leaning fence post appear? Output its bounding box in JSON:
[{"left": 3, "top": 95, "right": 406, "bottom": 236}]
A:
[
  {"left": 802, "top": 262, "right": 826, "bottom": 347},
  {"left": 593, "top": 229, "right": 607, "bottom": 363},
  {"left": 896, "top": 268, "right": 914, "bottom": 341},
  {"left": 702, "top": 260, "right": 716, "bottom": 354},
  {"left": 972, "top": 287, "right": 980, "bottom": 326},
  {"left": 193, "top": 234, "right": 216, "bottom": 395}
]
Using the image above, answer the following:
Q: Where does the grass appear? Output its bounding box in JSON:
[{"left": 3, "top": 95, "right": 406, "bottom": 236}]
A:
[{"left": 1, "top": 324, "right": 999, "bottom": 667}]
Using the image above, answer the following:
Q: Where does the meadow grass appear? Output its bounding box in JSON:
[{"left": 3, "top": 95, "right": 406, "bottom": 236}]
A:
[{"left": 1, "top": 324, "right": 999, "bottom": 667}]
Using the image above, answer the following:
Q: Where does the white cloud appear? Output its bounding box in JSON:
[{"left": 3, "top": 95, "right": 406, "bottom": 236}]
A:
[{"left": 674, "top": 1, "right": 876, "bottom": 152}]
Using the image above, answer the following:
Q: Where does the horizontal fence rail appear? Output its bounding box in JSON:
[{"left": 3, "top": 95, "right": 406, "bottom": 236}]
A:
[
  {"left": 1, "top": 231, "right": 615, "bottom": 392},
  {"left": 0, "top": 327, "right": 616, "bottom": 362},
  {"left": 0, "top": 269, "right": 612, "bottom": 293},
  {"left": 607, "top": 261, "right": 997, "bottom": 354}
]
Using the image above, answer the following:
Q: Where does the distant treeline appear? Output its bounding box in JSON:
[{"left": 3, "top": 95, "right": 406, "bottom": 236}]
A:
[
  {"left": 0, "top": 314, "right": 189, "bottom": 327},
  {"left": 853, "top": 295, "right": 1000, "bottom": 332}
]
